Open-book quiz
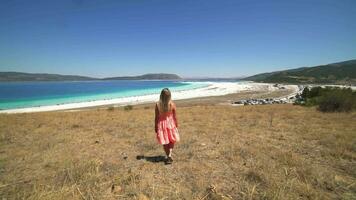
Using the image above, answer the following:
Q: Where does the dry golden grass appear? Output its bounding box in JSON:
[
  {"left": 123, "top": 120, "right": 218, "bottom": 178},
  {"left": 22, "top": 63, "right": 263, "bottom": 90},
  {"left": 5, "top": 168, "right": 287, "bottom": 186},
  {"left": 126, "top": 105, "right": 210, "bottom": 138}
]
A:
[{"left": 0, "top": 102, "right": 355, "bottom": 199}]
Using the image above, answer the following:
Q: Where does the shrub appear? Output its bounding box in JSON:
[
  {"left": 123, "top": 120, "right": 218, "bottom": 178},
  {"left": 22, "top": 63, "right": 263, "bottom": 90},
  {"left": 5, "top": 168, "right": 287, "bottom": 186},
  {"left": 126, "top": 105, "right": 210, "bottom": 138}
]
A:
[
  {"left": 107, "top": 106, "right": 115, "bottom": 111},
  {"left": 297, "top": 87, "right": 356, "bottom": 112},
  {"left": 318, "top": 89, "right": 355, "bottom": 112},
  {"left": 71, "top": 124, "right": 80, "bottom": 128},
  {"left": 124, "top": 105, "right": 133, "bottom": 111}
]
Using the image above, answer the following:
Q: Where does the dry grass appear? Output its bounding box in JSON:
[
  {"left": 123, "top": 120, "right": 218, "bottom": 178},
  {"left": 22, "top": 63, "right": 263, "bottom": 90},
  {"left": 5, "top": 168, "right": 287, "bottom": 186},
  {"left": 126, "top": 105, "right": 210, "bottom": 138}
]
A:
[{"left": 0, "top": 102, "right": 355, "bottom": 199}]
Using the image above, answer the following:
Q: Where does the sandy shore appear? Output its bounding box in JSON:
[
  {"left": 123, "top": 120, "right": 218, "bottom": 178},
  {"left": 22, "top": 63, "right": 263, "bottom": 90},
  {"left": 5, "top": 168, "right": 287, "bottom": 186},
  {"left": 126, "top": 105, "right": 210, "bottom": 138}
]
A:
[{"left": 0, "top": 82, "right": 300, "bottom": 114}]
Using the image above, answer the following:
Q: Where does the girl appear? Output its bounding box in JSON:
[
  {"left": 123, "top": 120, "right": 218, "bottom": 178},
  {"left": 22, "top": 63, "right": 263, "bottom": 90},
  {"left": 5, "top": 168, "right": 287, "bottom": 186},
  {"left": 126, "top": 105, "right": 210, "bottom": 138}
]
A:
[{"left": 155, "top": 88, "right": 180, "bottom": 164}]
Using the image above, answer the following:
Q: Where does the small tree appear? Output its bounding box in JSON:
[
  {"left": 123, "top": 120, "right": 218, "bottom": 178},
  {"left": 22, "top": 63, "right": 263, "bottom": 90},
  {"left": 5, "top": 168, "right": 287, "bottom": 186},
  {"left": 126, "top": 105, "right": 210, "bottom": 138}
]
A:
[
  {"left": 301, "top": 87, "right": 310, "bottom": 99},
  {"left": 308, "top": 86, "right": 323, "bottom": 98}
]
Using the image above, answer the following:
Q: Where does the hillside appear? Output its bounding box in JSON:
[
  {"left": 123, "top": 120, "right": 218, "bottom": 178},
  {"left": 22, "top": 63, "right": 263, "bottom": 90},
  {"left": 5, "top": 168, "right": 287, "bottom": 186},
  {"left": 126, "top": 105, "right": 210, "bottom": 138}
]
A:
[
  {"left": 0, "top": 72, "right": 181, "bottom": 81},
  {"left": 0, "top": 72, "right": 97, "bottom": 82},
  {"left": 103, "top": 73, "right": 181, "bottom": 80},
  {"left": 244, "top": 59, "right": 356, "bottom": 84}
]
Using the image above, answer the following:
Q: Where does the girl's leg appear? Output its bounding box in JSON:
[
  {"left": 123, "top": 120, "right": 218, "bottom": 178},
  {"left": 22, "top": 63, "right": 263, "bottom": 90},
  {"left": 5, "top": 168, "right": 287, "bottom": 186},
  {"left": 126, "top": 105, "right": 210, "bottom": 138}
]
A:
[
  {"left": 168, "top": 142, "right": 174, "bottom": 157},
  {"left": 164, "top": 142, "right": 175, "bottom": 164},
  {"left": 163, "top": 144, "right": 170, "bottom": 157}
]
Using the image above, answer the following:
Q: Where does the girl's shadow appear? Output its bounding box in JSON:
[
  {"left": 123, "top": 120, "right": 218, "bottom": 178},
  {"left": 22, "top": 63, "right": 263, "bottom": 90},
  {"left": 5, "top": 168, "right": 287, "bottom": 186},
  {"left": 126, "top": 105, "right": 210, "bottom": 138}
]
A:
[{"left": 136, "top": 155, "right": 166, "bottom": 163}]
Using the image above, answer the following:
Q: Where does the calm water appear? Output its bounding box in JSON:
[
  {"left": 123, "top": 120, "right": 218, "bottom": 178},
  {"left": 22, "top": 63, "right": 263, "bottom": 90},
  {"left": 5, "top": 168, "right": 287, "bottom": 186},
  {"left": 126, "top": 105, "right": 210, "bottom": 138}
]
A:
[{"left": 0, "top": 80, "right": 208, "bottom": 110}]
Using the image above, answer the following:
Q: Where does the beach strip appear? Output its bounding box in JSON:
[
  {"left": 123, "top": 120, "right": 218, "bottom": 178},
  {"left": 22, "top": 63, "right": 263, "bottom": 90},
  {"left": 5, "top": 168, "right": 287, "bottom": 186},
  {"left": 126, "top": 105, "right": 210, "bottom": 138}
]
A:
[{"left": 0, "top": 82, "right": 299, "bottom": 114}]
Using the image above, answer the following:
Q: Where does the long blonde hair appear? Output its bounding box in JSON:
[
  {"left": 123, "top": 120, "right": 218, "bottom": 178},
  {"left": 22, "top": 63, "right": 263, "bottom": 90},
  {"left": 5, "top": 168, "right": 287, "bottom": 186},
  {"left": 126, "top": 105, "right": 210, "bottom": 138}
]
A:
[{"left": 159, "top": 88, "right": 171, "bottom": 112}]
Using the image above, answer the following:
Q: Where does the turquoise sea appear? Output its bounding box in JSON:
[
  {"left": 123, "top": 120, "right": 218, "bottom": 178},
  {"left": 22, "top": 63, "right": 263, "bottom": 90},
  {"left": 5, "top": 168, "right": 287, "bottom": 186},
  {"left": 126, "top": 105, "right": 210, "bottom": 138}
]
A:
[{"left": 0, "top": 80, "right": 208, "bottom": 110}]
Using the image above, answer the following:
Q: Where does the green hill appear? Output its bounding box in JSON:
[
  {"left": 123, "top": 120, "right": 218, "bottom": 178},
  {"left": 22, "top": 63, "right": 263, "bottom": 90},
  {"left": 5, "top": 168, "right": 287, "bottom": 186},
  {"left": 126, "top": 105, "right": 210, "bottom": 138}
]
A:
[{"left": 244, "top": 59, "right": 356, "bottom": 84}]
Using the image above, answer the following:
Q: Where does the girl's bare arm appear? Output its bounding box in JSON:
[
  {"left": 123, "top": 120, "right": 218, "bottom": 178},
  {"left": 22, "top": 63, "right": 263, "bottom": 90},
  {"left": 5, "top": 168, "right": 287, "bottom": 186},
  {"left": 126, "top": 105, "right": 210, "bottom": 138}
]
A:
[
  {"left": 155, "top": 103, "right": 159, "bottom": 133},
  {"left": 172, "top": 103, "right": 178, "bottom": 128}
]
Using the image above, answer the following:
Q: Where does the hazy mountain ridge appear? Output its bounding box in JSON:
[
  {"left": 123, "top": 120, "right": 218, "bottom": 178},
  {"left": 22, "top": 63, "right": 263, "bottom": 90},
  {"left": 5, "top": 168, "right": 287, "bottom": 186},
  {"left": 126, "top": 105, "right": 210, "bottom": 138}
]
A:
[
  {"left": 2, "top": 59, "right": 355, "bottom": 83},
  {"left": 0, "top": 72, "right": 96, "bottom": 82},
  {"left": 244, "top": 59, "right": 356, "bottom": 84},
  {"left": 103, "top": 73, "right": 181, "bottom": 80},
  {"left": 0, "top": 72, "right": 181, "bottom": 81}
]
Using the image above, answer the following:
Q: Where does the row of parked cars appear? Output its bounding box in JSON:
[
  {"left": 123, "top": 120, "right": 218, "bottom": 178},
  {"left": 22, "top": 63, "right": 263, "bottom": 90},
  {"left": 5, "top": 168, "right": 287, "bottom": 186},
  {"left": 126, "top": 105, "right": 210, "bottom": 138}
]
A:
[{"left": 233, "top": 97, "right": 294, "bottom": 105}]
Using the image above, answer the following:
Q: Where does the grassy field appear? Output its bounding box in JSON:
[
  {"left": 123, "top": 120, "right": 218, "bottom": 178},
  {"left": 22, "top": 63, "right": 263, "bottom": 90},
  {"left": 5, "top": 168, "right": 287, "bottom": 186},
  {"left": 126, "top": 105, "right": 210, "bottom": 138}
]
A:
[{"left": 0, "top": 102, "right": 355, "bottom": 199}]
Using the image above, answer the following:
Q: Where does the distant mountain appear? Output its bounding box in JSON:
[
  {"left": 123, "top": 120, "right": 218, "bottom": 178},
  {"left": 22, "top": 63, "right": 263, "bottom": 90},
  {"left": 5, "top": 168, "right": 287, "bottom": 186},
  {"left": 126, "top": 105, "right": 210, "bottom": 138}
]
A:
[
  {"left": 0, "top": 72, "right": 181, "bottom": 81},
  {"left": 103, "top": 73, "right": 181, "bottom": 80},
  {"left": 0, "top": 72, "right": 97, "bottom": 82},
  {"left": 244, "top": 59, "right": 356, "bottom": 84},
  {"left": 183, "top": 76, "right": 246, "bottom": 81}
]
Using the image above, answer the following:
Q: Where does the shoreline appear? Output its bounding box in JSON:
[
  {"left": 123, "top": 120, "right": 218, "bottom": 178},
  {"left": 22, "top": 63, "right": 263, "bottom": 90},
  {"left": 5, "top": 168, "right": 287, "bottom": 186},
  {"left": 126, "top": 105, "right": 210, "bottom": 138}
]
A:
[{"left": 0, "top": 82, "right": 300, "bottom": 114}]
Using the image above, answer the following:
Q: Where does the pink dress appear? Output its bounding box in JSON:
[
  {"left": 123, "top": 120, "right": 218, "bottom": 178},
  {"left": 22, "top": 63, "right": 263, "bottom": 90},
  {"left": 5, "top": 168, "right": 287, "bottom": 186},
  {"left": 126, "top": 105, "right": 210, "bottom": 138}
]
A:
[{"left": 156, "top": 108, "right": 180, "bottom": 145}]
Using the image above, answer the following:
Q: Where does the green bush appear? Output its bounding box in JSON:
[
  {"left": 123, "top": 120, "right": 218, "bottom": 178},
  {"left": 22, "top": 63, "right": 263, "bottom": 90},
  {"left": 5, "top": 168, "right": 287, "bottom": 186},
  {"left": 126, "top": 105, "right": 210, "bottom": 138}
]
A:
[
  {"left": 318, "top": 89, "right": 355, "bottom": 112},
  {"left": 297, "top": 87, "right": 356, "bottom": 112}
]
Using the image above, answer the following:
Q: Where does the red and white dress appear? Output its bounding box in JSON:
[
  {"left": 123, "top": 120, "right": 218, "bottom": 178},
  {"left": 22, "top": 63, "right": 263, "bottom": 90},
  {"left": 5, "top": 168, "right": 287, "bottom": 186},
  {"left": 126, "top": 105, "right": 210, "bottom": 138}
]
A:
[{"left": 155, "top": 104, "right": 180, "bottom": 145}]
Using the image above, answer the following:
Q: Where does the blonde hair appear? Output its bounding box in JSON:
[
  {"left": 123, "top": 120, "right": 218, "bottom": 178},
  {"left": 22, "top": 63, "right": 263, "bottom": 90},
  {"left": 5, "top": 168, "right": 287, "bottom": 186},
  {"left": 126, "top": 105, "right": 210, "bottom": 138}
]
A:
[{"left": 159, "top": 88, "right": 171, "bottom": 112}]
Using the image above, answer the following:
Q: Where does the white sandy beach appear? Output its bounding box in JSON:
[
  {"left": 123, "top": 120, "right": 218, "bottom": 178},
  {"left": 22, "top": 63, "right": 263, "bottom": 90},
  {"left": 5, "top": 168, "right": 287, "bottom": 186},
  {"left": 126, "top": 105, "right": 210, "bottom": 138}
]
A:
[{"left": 0, "top": 82, "right": 300, "bottom": 114}]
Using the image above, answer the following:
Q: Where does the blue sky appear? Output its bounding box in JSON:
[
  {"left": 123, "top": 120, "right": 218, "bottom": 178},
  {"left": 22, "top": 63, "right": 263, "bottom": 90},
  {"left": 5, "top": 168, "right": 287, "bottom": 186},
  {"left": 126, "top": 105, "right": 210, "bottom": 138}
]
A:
[{"left": 0, "top": 0, "right": 355, "bottom": 78}]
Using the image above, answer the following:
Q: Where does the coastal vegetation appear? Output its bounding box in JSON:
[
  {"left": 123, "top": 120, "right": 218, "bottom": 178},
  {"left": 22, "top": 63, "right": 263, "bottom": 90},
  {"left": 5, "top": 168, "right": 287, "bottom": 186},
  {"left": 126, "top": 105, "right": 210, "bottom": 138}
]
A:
[
  {"left": 295, "top": 87, "right": 356, "bottom": 112},
  {"left": 107, "top": 106, "right": 115, "bottom": 111},
  {"left": 124, "top": 105, "right": 134, "bottom": 111},
  {"left": 1, "top": 103, "right": 355, "bottom": 199},
  {"left": 244, "top": 59, "right": 356, "bottom": 84}
]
